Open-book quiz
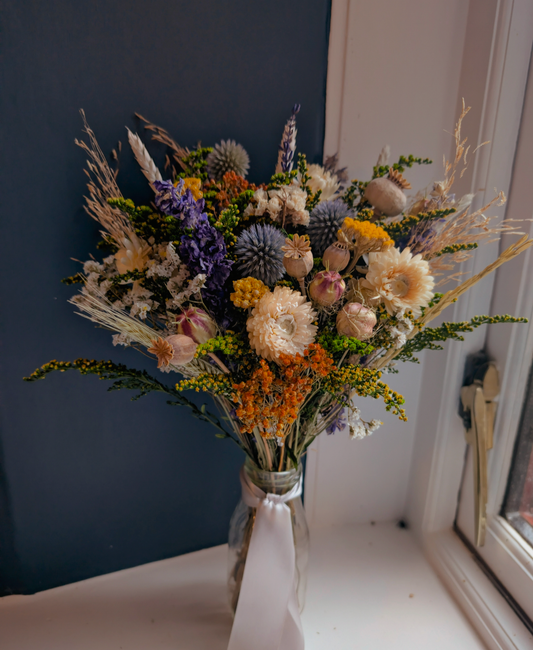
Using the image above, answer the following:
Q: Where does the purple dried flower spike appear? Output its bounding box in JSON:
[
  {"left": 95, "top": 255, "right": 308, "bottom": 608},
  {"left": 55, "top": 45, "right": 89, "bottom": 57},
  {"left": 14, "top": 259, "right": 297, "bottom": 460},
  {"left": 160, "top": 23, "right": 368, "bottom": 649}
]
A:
[{"left": 275, "top": 104, "right": 301, "bottom": 174}]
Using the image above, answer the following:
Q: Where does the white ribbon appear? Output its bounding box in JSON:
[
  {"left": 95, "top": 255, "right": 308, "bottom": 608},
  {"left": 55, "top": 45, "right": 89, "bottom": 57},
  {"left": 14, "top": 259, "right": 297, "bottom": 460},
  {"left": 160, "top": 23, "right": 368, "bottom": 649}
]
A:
[{"left": 227, "top": 466, "right": 305, "bottom": 650}]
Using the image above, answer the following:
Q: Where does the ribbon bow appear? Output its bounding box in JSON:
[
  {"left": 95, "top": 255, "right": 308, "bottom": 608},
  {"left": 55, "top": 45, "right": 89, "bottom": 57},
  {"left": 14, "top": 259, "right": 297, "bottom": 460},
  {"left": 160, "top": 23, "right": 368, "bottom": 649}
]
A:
[{"left": 227, "top": 466, "right": 305, "bottom": 650}]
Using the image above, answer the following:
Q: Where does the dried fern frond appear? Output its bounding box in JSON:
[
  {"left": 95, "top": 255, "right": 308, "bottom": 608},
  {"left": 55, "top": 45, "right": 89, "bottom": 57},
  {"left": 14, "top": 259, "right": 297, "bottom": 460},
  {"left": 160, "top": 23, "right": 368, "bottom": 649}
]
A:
[
  {"left": 135, "top": 113, "right": 190, "bottom": 172},
  {"left": 76, "top": 110, "right": 133, "bottom": 242},
  {"left": 126, "top": 127, "right": 162, "bottom": 185}
]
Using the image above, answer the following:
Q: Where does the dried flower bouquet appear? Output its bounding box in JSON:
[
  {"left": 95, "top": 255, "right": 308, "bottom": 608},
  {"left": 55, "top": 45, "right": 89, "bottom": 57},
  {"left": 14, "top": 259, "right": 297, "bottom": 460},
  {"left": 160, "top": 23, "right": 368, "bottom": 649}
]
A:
[{"left": 26, "top": 103, "right": 531, "bottom": 473}]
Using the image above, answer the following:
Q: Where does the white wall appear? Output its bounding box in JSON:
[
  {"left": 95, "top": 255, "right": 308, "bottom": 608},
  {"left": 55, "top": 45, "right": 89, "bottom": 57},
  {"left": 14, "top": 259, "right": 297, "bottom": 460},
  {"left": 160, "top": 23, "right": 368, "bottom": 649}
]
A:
[{"left": 305, "top": 0, "right": 470, "bottom": 528}]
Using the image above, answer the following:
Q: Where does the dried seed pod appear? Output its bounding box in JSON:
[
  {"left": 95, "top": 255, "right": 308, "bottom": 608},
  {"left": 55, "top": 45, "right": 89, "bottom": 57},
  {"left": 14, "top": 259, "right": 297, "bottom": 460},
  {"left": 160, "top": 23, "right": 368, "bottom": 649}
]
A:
[
  {"left": 322, "top": 241, "right": 350, "bottom": 272},
  {"left": 283, "top": 250, "right": 314, "bottom": 279},
  {"left": 176, "top": 307, "right": 217, "bottom": 344},
  {"left": 166, "top": 334, "right": 198, "bottom": 365},
  {"left": 309, "top": 270, "right": 345, "bottom": 306},
  {"left": 336, "top": 302, "right": 377, "bottom": 340},
  {"left": 364, "top": 168, "right": 412, "bottom": 217}
]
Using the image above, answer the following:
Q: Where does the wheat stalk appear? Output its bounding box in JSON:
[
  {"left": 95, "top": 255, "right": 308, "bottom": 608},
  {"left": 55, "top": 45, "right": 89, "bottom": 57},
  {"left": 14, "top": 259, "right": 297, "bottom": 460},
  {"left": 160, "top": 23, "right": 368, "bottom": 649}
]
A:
[
  {"left": 70, "top": 291, "right": 159, "bottom": 349},
  {"left": 126, "top": 128, "right": 162, "bottom": 185}
]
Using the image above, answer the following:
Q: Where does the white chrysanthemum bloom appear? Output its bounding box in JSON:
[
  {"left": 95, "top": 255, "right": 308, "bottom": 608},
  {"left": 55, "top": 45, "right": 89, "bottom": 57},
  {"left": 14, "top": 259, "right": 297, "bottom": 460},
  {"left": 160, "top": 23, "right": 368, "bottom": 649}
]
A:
[
  {"left": 307, "top": 164, "right": 340, "bottom": 201},
  {"left": 247, "top": 286, "right": 317, "bottom": 361},
  {"left": 362, "top": 247, "right": 434, "bottom": 316},
  {"left": 114, "top": 233, "right": 152, "bottom": 275}
]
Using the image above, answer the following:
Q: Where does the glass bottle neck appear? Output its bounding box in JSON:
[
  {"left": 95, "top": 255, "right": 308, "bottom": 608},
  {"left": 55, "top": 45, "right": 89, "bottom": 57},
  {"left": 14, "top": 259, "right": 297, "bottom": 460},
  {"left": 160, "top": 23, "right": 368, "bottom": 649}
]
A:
[{"left": 244, "top": 457, "right": 302, "bottom": 495}]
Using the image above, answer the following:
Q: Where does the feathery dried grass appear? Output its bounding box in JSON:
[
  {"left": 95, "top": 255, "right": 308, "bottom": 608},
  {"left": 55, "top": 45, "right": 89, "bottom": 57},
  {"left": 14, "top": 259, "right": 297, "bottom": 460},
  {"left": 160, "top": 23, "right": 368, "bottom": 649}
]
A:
[
  {"left": 126, "top": 128, "right": 162, "bottom": 185},
  {"left": 404, "top": 100, "right": 525, "bottom": 281},
  {"left": 76, "top": 110, "right": 133, "bottom": 243},
  {"left": 135, "top": 113, "right": 190, "bottom": 174}
]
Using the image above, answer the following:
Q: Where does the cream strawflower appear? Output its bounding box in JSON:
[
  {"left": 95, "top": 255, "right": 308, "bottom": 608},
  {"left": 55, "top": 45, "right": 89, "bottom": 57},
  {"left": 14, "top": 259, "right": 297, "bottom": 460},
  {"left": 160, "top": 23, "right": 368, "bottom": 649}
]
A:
[
  {"left": 362, "top": 247, "right": 434, "bottom": 316},
  {"left": 247, "top": 286, "right": 317, "bottom": 361},
  {"left": 307, "top": 164, "right": 340, "bottom": 201},
  {"left": 114, "top": 232, "right": 152, "bottom": 275}
]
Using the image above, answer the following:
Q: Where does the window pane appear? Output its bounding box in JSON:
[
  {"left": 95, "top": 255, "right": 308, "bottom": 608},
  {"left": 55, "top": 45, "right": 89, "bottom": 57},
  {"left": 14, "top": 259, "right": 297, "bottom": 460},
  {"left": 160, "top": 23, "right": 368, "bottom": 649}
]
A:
[{"left": 503, "top": 366, "right": 533, "bottom": 547}]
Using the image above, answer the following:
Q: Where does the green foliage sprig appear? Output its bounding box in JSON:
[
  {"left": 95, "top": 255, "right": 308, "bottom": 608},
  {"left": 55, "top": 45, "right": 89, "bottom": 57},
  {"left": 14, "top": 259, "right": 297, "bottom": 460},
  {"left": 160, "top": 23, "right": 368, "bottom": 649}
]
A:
[
  {"left": 267, "top": 169, "right": 298, "bottom": 189},
  {"left": 317, "top": 331, "right": 374, "bottom": 358},
  {"left": 372, "top": 155, "right": 433, "bottom": 179},
  {"left": 196, "top": 332, "right": 247, "bottom": 358},
  {"left": 177, "top": 147, "right": 213, "bottom": 181},
  {"left": 108, "top": 198, "right": 181, "bottom": 243},
  {"left": 62, "top": 273, "right": 85, "bottom": 286},
  {"left": 342, "top": 179, "right": 368, "bottom": 210},
  {"left": 434, "top": 243, "right": 478, "bottom": 257},
  {"left": 397, "top": 315, "right": 528, "bottom": 363},
  {"left": 381, "top": 208, "right": 456, "bottom": 240},
  {"left": 323, "top": 365, "right": 407, "bottom": 420},
  {"left": 24, "top": 359, "right": 244, "bottom": 449},
  {"left": 213, "top": 205, "right": 240, "bottom": 247}
]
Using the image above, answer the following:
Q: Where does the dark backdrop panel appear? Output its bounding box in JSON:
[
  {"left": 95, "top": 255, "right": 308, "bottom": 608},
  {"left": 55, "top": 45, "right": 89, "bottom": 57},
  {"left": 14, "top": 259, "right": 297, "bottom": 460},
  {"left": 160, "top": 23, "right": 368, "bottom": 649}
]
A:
[{"left": 0, "top": 0, "right": 330, "bottom": 594}]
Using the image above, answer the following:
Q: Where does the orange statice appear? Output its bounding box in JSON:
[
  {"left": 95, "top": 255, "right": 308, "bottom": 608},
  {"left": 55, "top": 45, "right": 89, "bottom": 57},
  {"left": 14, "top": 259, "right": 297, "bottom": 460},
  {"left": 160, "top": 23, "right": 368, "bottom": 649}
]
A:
[{"left": 231, "top": 344, "right": 334, "bottom": 439}]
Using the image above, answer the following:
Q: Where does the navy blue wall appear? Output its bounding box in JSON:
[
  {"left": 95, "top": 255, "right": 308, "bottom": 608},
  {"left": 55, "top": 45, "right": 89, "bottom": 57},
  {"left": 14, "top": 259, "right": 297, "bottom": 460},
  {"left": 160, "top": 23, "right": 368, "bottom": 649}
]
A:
[{"left": 0, "top": 0, "right": 330, "bottom": 594}]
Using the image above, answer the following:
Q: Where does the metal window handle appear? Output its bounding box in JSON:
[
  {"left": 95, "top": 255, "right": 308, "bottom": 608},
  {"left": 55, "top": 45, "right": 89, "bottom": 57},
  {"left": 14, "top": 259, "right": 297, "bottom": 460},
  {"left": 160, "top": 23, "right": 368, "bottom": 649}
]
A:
[{"left": 460, "top": 362, "right": 499, "bottom": 547}]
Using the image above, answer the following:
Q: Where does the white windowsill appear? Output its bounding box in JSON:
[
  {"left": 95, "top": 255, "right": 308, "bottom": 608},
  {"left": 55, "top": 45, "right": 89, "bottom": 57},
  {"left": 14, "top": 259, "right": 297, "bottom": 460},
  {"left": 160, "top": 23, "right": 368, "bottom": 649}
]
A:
[{"left": 0, "top": 522, "right": 486, "bottom": 649}]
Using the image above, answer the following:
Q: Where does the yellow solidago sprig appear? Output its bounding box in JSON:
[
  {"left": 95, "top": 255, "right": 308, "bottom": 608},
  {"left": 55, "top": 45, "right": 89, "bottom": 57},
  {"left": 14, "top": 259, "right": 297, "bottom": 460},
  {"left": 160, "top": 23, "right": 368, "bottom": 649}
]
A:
[
  {"left": 338, "top": 218, "right": 394, "bottom": 274},
  {"left": 230, "top": 277, "right": 269, "bottom": 309},
  {"left": 324, "top": 365, "right": 407, "bottom": 421},
  {"left": 177, "top": 373, "right": 233, "bottom": 395}
]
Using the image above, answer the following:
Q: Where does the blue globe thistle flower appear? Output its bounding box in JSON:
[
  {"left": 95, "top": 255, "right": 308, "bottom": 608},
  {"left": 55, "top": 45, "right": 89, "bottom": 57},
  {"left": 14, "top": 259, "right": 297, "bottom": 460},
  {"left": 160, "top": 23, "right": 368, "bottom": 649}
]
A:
[
  {"left": 307, "top": 199, "right": 352, "bottom": 256},
  {"left": 206, "top": 140, "right": 250, "bottom": 180},
  {"left": 234, "top": 224, "right": 285, "bottom": 286}
]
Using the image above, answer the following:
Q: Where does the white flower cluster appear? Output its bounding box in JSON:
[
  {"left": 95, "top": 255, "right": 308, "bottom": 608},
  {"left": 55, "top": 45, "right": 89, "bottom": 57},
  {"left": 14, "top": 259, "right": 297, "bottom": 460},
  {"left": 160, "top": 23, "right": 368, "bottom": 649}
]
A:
[
  {"left": 167, "top": 273, "right": 206, "bottom": 310},
  {"left": 244, "top": 185, "right": 309, "bottom": 226},
  {"left": 388, "top": 314, "right": 414, "bottom": 349},
  {"left": 347, "top": 406, "right": 382, "bottom": 440}
]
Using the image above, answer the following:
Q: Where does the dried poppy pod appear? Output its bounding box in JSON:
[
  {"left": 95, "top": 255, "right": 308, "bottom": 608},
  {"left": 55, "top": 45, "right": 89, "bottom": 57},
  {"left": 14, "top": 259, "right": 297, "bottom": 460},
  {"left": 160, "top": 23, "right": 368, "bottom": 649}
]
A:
[
  {"left": 364, "top": 168, "right": 412, "bottom": 217},
  {"left": 336, "top": 302, "right": 377, "bottom": 340},
  {"left": 148, "top": 334, "right": 197, "bottom": 367},
  {"left": 322, "top": 241, "right": 350, "bottom": 272},
  {"left": 283, "top": 252, "right": 314, "bottom": 280},
  {"left": 309, "top": 270, "right": 345, "bottom": 306},
  {"left": 281, "top": 234, "right": 314, "bottom": 295},
  {"left": 176, "top": 307, "right": 217, "bottom": 344}
]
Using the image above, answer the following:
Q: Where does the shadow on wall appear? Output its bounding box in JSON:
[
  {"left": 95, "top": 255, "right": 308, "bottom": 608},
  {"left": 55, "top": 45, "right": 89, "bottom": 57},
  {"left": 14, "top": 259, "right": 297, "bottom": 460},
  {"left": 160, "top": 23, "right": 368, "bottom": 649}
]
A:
[{"left": 0, "top": 0, "right": 331, "bottom": 594}]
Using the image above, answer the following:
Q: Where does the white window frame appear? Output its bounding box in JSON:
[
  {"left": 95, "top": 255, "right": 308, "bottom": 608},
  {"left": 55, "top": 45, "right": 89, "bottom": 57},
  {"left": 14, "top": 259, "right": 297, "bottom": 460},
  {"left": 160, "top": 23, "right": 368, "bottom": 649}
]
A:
[
  {"left": 405, "top": 1, "right": 533, "bottom": 647},
  {"left": 455, "top": 45, "right": 533, "bottom": 625}
]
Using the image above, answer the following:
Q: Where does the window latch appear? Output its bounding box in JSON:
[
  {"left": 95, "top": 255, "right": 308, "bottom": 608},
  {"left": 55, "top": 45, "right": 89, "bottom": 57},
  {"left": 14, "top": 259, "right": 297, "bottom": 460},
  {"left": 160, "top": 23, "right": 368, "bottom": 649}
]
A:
[{"left": 460, "top": 360, "right": 499, "bottom": 547}]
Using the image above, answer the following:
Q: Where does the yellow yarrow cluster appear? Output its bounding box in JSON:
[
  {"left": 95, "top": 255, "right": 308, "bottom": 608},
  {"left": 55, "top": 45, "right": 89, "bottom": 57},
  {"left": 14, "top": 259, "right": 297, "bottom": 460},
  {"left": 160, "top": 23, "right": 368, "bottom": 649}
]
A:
[
  {"left": 339, "top": 218, "right": 393, "bottom": 248},
  {"left": 230, "top": 277, "right": 269, "bottom": 309},
  {"left": 175, "top": 177, "right": 203, "bottom": 201}
]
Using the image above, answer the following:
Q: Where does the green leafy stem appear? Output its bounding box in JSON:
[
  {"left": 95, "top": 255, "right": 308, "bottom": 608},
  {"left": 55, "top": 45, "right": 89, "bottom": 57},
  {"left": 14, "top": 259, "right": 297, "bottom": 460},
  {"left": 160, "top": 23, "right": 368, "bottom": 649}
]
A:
[
  {"left": 23, "top": 359, "right": 246, "bottom": 452},
  {"left": 397, "top": 315, "right": 528, "bottom": 363}
]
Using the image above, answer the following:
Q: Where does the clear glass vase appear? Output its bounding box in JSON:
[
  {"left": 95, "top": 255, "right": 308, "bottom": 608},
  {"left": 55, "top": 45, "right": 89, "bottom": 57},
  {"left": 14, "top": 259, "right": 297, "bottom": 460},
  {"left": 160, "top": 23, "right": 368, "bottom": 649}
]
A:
[{"left": 227, "top": 457, "right": 310, "bottom": 614}]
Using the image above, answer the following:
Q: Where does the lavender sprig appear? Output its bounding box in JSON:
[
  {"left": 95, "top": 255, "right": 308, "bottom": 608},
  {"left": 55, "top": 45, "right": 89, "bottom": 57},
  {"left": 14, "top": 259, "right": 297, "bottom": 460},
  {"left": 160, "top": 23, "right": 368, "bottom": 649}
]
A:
[{"left": 275, "top": 104, "right": 301, "bottom": 174}]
